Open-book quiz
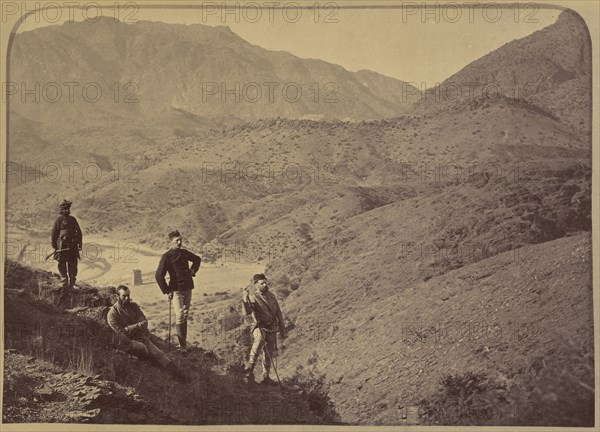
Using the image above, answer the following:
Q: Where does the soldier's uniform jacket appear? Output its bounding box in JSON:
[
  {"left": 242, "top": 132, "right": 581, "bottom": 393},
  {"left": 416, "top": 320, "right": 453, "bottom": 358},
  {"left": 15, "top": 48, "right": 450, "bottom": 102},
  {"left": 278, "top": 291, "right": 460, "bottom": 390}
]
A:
[
  {"left": 155, "top": 248, "right": 201, "bottom": 294},
  {"left": 51, "top": 214, "right": 82, "bottom": 261},
  {"left": 107, "top": 300, "right": 148, "bottom": 340},
  {"left": 242, "top": 290, "right": 285, "bottom": 335}
]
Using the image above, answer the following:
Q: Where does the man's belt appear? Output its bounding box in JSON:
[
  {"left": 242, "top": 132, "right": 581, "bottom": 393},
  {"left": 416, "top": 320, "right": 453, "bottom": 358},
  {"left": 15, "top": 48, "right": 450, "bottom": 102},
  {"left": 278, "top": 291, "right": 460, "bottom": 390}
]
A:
[{"left": 59, "top": 229, "right": 77, "bottom": 240}]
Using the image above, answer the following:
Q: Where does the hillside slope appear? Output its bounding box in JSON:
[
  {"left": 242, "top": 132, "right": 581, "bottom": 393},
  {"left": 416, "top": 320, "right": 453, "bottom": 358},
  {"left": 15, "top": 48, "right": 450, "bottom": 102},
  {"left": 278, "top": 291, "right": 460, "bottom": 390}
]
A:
[
  {"left": 6, "top": 95, "right": 590, "bottom": 248},
  {"left": 3, "top": 260, "right": 339, "bottom": 424},
  {"left": 277, "top": 233, "right": 594, "bottom": 425}
]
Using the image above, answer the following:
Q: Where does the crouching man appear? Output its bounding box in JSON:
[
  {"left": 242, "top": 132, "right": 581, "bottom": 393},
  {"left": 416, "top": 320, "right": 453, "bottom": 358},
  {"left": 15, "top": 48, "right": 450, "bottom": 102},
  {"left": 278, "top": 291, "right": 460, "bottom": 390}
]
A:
[{"left": 107, "top": 285, "right": 185, "bottom": 381}]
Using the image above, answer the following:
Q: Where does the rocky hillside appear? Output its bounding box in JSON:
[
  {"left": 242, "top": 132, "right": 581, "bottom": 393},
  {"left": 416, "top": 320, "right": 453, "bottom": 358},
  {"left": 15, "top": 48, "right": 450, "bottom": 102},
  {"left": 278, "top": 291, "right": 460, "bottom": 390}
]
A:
[
  {"left": 3, "top": 260, "right": 340, "bottom": 424},
  {"left": 271, "top": 208, "right": 593, "bottom": 425},
  {"left": 6, "top": 93, "right": 590, "bottom": 248},
  {"left": 291, "top": 233, "right": 594, "bottom": 425}
]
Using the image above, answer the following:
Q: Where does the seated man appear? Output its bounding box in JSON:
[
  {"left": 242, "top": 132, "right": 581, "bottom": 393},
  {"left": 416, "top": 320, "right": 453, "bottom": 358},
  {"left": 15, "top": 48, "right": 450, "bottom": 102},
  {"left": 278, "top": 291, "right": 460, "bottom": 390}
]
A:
[{"left": 107, "top": 285, "right": 184, "bottom": 381}]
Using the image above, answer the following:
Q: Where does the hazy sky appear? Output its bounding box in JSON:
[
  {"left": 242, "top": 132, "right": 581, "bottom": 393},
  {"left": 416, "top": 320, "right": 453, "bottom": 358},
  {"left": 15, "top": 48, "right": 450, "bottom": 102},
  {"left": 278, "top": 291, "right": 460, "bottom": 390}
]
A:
[{"left": 15, "top": 3, "right": 562, "bottom": 84}]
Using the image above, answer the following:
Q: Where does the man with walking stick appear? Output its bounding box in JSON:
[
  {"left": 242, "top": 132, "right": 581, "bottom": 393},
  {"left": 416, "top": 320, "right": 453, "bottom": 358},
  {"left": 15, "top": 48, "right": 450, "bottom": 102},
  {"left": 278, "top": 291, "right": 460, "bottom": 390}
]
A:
[
  {"left": 242, "top": 273, "right": 286, "bottom": 385},
  {"left": 155, "top": 230, "right": 201, "bottom": 354}
]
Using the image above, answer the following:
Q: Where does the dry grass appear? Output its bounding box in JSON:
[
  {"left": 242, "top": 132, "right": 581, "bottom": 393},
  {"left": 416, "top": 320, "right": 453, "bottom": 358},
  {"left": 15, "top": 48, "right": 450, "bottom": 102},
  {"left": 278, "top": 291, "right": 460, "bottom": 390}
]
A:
[
  {"left": 66, "top": 343, "right": 95, "bottom": 376},
  {"left": 34, "top": 276, "right": 58, "bottom": 305}
]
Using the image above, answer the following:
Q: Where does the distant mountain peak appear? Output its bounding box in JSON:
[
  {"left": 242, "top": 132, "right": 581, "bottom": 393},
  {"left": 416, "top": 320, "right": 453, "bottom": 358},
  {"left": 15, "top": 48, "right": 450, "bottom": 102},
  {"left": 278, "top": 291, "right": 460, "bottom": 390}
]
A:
[
  {"left": 10, "top": 18, "right": 419, "bottom": 122},
  {"left": 556, "top": 8, "right": 586, "bottom": 25},
  {"left": 415, "top": 8, "right": 591, "bottom": 135}
]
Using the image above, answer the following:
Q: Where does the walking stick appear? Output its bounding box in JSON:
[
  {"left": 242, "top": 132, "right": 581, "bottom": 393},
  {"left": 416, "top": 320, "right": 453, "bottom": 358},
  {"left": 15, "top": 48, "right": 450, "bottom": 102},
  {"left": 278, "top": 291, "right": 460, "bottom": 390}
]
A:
[
  {"left": 260, "top": 327, "right": 282, "bottom": 387},
  {"left": 168, "top": 295, "right": 172, "bottom": 352}
]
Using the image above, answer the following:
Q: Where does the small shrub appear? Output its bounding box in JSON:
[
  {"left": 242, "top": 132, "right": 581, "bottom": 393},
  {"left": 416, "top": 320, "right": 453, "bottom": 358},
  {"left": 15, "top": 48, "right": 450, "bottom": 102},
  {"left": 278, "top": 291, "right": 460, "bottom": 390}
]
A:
[
  {"left": 275, "top": 286, "right": 291, "bottom": 299},
  {"left": 277, "top": 273, "right": 291, "bottom": 287},
  {"left": 418, "top": 372, "right": 496, "bottom": 425},
  {"left": 284, "top": 368, "right": 339, "bottom": 423},
  {"left": 297, "top": 223, "right": 313, "bottom": 242}
]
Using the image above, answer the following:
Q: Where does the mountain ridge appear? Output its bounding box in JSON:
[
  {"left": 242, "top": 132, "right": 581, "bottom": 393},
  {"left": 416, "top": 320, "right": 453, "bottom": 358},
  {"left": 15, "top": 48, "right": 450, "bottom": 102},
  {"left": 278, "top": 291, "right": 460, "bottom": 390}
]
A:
[{"left": 9, "top": 17, "right": 421, "bottom": 123}]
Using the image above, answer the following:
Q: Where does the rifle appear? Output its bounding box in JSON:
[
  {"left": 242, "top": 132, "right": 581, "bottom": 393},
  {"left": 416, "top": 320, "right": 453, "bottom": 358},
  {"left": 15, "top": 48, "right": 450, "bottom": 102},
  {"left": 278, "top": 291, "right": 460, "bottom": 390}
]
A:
[{"left": 44, "top": 248, "right": 70, "bottom": 260}]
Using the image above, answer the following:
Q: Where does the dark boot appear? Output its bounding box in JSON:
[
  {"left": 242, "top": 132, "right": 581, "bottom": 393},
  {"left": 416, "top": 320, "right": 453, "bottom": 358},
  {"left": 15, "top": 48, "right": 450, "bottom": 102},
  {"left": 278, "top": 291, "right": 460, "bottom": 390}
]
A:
[
  {"left": 176, "top": 324, "right": 188, "bottom": 353},
  {"left": 58, "top": 261, "right": 68, "bottom": 284},
  {"left": 243, "top": 363, "right": 255, "bottom": 384},
  {"left": 181, "top": 321, "right": 188, "bottom": 344},
  {"left": 261, "top": 376, "right": 277, "bottom": 386},
  {"left": 58, "top": 264, "right": 69, "bottom": 288},
  {"left": 243, "top": 360, "right": 255, "bottom": 372},
  {"left": 243, "top": 362, "right": 255, "bottom": 378},
  {"left": 68, "top": 256, "right": 78, "bottom": 287}
]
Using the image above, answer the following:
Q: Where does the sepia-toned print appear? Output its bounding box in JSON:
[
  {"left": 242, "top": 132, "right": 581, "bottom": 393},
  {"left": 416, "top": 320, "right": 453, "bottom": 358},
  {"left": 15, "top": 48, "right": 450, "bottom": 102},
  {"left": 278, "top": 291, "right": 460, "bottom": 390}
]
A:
[{"left": 1, "top": 1, "right": 596, "bottom": 427}]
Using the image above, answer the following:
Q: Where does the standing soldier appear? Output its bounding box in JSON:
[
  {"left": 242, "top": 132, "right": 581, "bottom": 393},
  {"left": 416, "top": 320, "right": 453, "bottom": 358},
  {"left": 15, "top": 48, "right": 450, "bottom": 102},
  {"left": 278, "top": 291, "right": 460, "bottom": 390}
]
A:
[
  {"left": 155, "top": 230, "right": 201, "bottom": 354},
  {"left": 242, "top": 273, "right": 286, "bottom": 384},
  {"left": 51, "top": 199, "right": 82, "bottom": 288}
]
